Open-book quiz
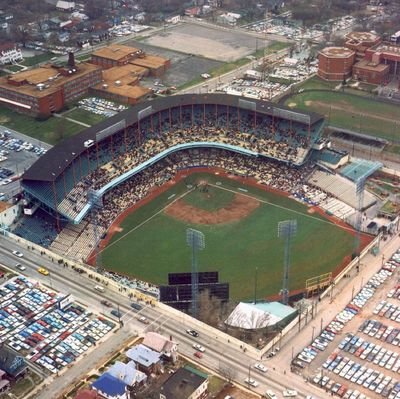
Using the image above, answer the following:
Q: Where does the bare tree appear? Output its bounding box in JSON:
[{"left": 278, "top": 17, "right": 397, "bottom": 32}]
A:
[{"left": 218, "top": 364, "right": 238, "bottom": 384}]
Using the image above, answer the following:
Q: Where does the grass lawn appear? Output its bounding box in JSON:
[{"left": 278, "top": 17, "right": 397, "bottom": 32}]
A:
[
  {"left": 0, "top": 106, "right": 85, "bottom": 145},
  {"left": 101, "top": 172, "right": 354, "bottom": 301},
  {"left": 64, "top": 107, "right": 107, "bottom": 126},
  {"left": 21, "top": 52, "right": 55, "bottom": 66},
  {"left": 284, "top": 90, "right": 400, "bottom": 141}
]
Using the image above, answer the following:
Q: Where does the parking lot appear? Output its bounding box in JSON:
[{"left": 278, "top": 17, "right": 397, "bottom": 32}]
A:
[
  {"left": 292, "top": 247, "right": 400, "bottom": 398},
  {"left": 77, "top": 97, "right": 128, "bottom": 117},
  {"left": 0, "top": 275, "right": 116, "bottom": 376}
]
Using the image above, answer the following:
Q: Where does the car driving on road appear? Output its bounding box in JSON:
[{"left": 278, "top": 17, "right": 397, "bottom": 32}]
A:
[
  {"left": 12, "top": 250, "right": 23, "bottom": 258},
  {"left": 100, "top": 300, "right": 112, "bottom": 307},
  {"left": 192, "top": 343, "right": 205, "bottom": 353},
  {"left": 254, "top": 363, "right": 268, "bottom": 373},
  {"left": 16, "top": 263, "right": 26, "bottom": 271},
  {"left": 186, "top": 329, "right": 199, "bottom": 337},
  {"left": 244, "top": 377, "right": 259, "bottom": 387},
  {"left": 37, "top": 267, "right": 49, "bottom": 276}
]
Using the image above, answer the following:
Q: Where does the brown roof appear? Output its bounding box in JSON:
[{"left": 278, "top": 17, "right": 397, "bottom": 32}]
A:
[
  {"left": 131, "top": 54, "right": 169, "bottom": 69},
  {"left": 75, "top": 389, "right": 99, "bottom": 399},
  {"left": 353, "top": 58, "right": 389, "bottom": 72},
  {"left": 0, "top": 202, "right": 12, "bottom": 212},
  {"left": 345, "top": 31, "right": 380, "bottom": 43},
  {"left": 92, "top": 44, "right": 140, "bottom": 61},
  {"left": 94, "top": 82, "right": 151, "bottom": 99},
  {"left": 0, "top": 42, "right": 16, "bottom": 52},
  {"left": 102, "top": 64, "right": 148, "bottom": 82},
  {"left": 319, "top": 47, "right": 355, "bottom": 58},
  {"left": 0, "top": 63, "right": 101, "bottom": 98}
]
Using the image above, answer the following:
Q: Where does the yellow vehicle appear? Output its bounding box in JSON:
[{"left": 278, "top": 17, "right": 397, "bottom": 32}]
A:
[{"left": 37, "top": 267, "right": 49, "bottom": 276}]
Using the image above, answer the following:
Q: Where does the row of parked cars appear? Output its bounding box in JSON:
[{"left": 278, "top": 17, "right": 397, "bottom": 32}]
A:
[
  {"left": 359, "top": 319, "right": 400, "bottom": 348},
  {"left": 77, "top": 97, "right": 128, "bottom": 118},
  {"left": 373, "top": 300, "right": 400, "bottom": 322},
  {"left": 340, "top": 333, "right": 400, "bottom": 371},
  {"left": 0, "top": 275, "right": 115, "bottom": 375},
  {"left": 321, "top": 350, "right": 397, "bottom": 398},
  {"left": 295, "top": 248, "right": 400, "bottom": 398},
  {"left": 0, "top": 131, "right": 47, "bottom": 156}
]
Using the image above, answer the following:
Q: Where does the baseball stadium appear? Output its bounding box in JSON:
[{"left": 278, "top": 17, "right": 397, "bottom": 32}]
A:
[{"left": 17, "top": 93, "right": 378, "bottom": 302}]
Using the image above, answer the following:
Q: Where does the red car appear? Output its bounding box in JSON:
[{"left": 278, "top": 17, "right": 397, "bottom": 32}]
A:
[{"left": 194, "top": 352, "right": 203, "bottom": 359}]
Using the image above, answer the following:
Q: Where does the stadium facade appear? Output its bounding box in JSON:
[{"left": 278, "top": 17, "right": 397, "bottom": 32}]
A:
[{"left": 21, "top": 94, "right": 325, "bottom": 229}]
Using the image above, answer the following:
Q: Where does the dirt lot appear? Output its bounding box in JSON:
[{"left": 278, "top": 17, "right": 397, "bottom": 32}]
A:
[
  {"left": 125, "top": 39, "right": 222, "bottom": 87},
  {"left": 142, "top": 23, "right": 265, "bottom": 62}
]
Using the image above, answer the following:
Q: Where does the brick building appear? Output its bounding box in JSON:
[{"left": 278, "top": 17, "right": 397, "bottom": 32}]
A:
[
  {"left": 130, "top": 54, "right": 171, "bottom": 77},
  {"left": 0, "top": 61, "right": 102, "bottom": 117},
  {"left": 345, "top": 31, "right": 381, "bottom": 61},
  {"left": 318, "top": 47, "right": 356, "bottom": 81},
  {"left": 90, "top": 64, "right": 151, "bottom": 104},
  {"left": 90, "top": 44, "right": 143, "bottom": 69}
]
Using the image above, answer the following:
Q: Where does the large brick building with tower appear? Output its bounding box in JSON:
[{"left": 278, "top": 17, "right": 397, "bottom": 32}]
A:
[
  {"left": 317, "top": 47, "right": 356, "bottom": 81},
  {"left": 318, "top": 32, "right": 400, "bottom": 85}
]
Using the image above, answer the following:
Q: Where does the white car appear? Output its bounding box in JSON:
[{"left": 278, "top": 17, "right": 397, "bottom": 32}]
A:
[
  {"left": 12, "top": 250, "right": 23, "bottom": 258},
  {"left": 16, "top": 263, "right": 26, "bottom": 271},
  {"left": 244, "top": 377, "right": 258, "bottom": 387},
  {"left": 192, "top": 343, "right": 205, "bottom": 353},
  {"left": 254, "top": 363, "right": 268, "bottom": 373},
  {"left": 264, "top": 390, "right": 278, "bottom": 399},
  {"left": 283, "top": 389, "right": 298, "bottom": 397}
]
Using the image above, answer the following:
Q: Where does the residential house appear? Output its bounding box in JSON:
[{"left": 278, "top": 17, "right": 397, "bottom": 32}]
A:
[
  {"left": 0, "top": 43, "right": 23, "bottom": 65},
  {"left": 185, "top": 7, "right": 201, "bottom": 17},
  {"left": 92, "top": 373, "right": 127, "bottom": 399},
  {"left": 126, "top": 344, "right": 160, "bottom": 374},
  {"left": 107, "top": 361, "right": 147, "bottom": 388},
  {"left": 0, "top": 370, "right": 10, "bottom": 394},
  {"left": 0, "top": 346, "right": 27, "bottom": 380},
  {"left": 159, "top": 365, "right": 208, "bottom": 399},
  {"left": 142, "top": 331, "right": 178, "bottom": 361},
  {"left": 56, "top": 1, "right": 76, "bottom": 11},
  {"left": 74, "top": 388, "right": 100, "bottom": 399}
]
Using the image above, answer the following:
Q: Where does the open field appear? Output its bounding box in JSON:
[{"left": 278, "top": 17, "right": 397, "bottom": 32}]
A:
[
  {"left": 0, "top": 106, "right": 84, "bottom": 144},
  {"left": 284, "top": 90, "right": 400, "bottom": 142},
  {"left": 143, "top": 23, "right": 265, "bottom": 62},
  {"left": 101, "top": 172, "right": 355, "bottom": 301},
  {"left": 63, "top": 108, "right": 107, "bottom": 126}
]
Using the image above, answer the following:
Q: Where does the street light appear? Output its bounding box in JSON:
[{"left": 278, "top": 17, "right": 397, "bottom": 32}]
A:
[{"left": 311, "top": 326, "right": 315, "bottom": 342}]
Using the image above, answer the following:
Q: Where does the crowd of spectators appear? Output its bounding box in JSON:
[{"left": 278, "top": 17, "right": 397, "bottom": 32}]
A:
[
  {"left": 58, "top": 106, "right": 319, "bottom": 219},
  {"left": 88, "top": 148, "right": 315, "bottom": 229}
]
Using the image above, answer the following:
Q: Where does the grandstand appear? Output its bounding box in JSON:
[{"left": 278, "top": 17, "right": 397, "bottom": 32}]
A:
[
  {"left": 308, "top": 170, "right": 378, "bottom": 210},
  {"left": 21, "top": 94, "right": 324, "bottom": 229}
]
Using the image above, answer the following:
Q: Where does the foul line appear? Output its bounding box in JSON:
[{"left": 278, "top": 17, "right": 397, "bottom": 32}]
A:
[
  {"left": 208, "top": 183, "right": 360, "bottom": 235},
  {"left": 98, "top": 187, "right": 195, "bottom": 256}
]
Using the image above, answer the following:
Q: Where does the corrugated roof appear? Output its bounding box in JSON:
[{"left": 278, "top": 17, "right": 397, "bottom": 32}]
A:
[{"left": 92, "top": 44, "right": 140, "bottom": 61}]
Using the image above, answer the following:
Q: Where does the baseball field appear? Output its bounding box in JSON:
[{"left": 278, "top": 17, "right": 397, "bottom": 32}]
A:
[{"left": 100, "top": 171, "right": 357, "bottom": 301}]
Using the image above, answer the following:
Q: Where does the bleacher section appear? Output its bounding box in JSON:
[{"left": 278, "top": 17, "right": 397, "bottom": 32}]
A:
[
  {"left": 308, "top": 170, "right": 377, "bottom": 210},
  {"left": 12, "top": 209, "right": 64, "bottom": 248}
]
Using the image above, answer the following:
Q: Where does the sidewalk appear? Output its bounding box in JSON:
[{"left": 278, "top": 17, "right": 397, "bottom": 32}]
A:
[{"left": 270, "top": 233, "right": 400, "bottom": 391}]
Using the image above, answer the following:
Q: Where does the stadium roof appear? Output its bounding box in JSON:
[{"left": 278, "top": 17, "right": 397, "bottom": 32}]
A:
[{"left": 22, "top": 93, "right": 323, "bottom": 182}]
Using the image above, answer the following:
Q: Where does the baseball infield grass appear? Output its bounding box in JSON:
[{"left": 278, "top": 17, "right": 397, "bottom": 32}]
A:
[{"left": 101, "top": 172, "right": 354, "bottom": 301}]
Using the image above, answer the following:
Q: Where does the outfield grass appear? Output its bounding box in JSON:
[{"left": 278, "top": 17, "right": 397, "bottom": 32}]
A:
[
  {"left": 0, "top": 106, "right": 85, "bottom": 145},
  {"left": 101, "top": 172, "right": 354, "bottom": 301},
  {"left": 284, "top": 90, "right": 400, "bottom": 141}
]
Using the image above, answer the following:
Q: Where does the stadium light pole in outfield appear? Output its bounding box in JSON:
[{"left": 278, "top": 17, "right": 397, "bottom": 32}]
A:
[
  {"left": 278, "top": 219, "right": 297, "bottom": 306},
  {"left": 186, "top": 228, "right": 205, "bottom": 319}
]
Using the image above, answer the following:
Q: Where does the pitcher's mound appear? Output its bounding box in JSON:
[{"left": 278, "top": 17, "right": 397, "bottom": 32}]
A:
[{"left": 165, "top": 194, "right": 259, "bottom": 224}]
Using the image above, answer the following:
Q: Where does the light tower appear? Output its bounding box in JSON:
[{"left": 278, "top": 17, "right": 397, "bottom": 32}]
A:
[
  {"left": 278, "top": 219, "right": 297, "bottom": 305},
  {"left": 186, "top": 228, "right": 205, "bottom": 318}
]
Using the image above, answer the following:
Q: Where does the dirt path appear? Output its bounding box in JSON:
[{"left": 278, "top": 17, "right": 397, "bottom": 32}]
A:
[{"left": 164, "top": 193, "right": 259, "bottom": 224}]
